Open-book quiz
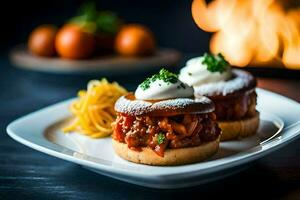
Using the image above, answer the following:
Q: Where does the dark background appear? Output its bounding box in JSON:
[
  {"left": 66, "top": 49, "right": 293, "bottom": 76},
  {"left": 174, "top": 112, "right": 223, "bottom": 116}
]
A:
[
  {"left": 0, "top": 1, "right": 299, "bottom": 199},
  {"left": 0, "top": 0, "right": 210, "bottom": 54}
]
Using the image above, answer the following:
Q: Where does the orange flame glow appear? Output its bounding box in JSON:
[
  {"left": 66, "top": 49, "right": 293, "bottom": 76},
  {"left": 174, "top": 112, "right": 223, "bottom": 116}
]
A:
[{"left": 192, "top": 0, "right": 300, "bottom": 69}]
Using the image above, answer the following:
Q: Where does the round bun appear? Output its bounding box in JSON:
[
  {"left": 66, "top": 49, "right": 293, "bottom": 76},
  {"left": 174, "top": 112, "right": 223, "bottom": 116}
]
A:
[
  {"left": 194, "top": 69, "right": 257, "bottom": 99},
  {"left": 115, "top": 93, "right": 214, "bottom": 116},
  {"left": 219, "top": 112, "right": 259, "bottom": 141},
  {"left": 112, "top": 136, "right": 220, "bottom": 166}
]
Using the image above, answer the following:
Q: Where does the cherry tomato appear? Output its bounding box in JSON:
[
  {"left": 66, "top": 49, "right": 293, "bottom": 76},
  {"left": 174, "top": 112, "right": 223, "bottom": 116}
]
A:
[
  {"left": 55, "top": 24, "right": 95, "bottom": 59},
  {"left": 28, "top": 25, "right": 57, "bottom": 57},
  {"left": 115, "top": 24, "right": 155, "bottom": 56}
]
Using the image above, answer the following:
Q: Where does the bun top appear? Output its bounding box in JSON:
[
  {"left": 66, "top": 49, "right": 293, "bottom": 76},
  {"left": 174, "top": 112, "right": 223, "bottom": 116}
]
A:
[
  {"left": 114, "top": 93, "right": 215, "bottom": 116},
  {"left": 194, "top": 69, "right": 256, "bottom": 99}
]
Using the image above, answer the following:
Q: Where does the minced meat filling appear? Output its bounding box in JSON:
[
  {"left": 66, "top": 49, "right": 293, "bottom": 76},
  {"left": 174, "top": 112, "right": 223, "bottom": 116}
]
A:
[
  {"left": 113, "top": 113, "right": 221, "bottom": 157},
  {"left": 213, "top": 91, "right": 257, "bottom": 120}
]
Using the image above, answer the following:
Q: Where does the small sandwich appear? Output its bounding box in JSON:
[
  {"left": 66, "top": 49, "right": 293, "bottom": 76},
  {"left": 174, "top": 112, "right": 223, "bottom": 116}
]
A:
[
  {"left": 112, "top": 69, "right": 221, "bottom": 166},
  {"left": 179, "top": 53, "right": 259, "bottom": 141}
]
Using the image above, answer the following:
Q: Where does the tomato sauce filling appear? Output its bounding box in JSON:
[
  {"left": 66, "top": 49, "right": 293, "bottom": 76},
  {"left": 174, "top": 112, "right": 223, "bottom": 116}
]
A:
[
  {"left": 113, "top": 113, "right": 221, "bottom": 157},
  {"left": 212, "top": 91, "right": 257, "bottom": 121}
]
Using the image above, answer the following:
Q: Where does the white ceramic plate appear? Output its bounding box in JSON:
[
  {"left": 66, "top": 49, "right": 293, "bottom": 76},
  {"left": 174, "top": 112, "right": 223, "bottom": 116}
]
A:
[{"left": 6, "top": 89, "right": 300, "bottom": 189}]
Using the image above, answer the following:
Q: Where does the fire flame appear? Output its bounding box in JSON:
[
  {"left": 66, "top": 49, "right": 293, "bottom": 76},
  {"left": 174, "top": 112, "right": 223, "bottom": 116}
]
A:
[{"left": 192, "top": 0, "right": 300, "bottom": 69}]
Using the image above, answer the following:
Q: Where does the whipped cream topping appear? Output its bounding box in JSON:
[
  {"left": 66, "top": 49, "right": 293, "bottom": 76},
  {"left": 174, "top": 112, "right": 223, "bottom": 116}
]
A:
[
  {"left": 135, "top": 79, "right": 194, "bottom": 100},
  {"left": 179, "top": 56, "right": 232, "bottom": 87}
]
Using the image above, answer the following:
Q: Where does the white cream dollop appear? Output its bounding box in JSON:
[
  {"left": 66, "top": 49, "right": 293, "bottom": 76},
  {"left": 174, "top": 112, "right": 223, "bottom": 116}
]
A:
[
  {"left": 135, "top": 79, "right": 194, "bottom": 100},
  {"left": 179, "top": 56, "right": 232, "bottom": 87}
]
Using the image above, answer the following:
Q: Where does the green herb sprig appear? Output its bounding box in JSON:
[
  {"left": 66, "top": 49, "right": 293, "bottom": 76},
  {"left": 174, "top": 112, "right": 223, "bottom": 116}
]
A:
[
  {"left": 157, "top": 133, "right": 165, "bottom": 145},
  {"left": 69, "top": 2, "right": 121, "bottom": 35},
  {"left": 139, "top": 68, "right": 179, "bottom": 90},
  {"left": 202, "top": 53, "right": 229, "bottom": 73}
]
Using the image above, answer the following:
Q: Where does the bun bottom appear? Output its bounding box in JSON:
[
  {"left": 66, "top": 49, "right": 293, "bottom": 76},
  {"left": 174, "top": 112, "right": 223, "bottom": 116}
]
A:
[
  {"left": 112, "top": 136, "right": 220, "bottom": 166},
  {"left": 219, "top": 112, "right": 259, "bottom": 141}
]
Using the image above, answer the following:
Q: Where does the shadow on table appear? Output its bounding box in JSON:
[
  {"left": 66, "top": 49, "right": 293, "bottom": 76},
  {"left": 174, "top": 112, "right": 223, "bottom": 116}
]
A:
[{"left": 33, "top": 161, "right": 299, "bottom": 200}]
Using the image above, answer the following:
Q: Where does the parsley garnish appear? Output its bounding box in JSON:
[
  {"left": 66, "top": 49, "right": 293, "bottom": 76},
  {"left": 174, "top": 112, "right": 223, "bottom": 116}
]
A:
[
  {"left": 139, "top": 68, "right": 179, "bottom": 90},
  {"left": 69, "top": 2, "right": 121, "bottom": 35},
  {"left": 157, "top": 133, "right": 165, "bottom": 145},
  {"left": 202, "top": 53, "right": 229, "bottom": 73}
]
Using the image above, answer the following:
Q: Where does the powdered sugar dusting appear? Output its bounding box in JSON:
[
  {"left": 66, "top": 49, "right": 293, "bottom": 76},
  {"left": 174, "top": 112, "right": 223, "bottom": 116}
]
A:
[
  {"left": 115, "top": 95, "right": 214, "bottom": 115},
  {"left": 115, "top": 96, "right": 153, "bottom": 116},
  {"left": 152, "top": 97, "right": 212, "bottom": 111},
  {"left": 194, "top": 69, "right": 255, "bottom": 96}
]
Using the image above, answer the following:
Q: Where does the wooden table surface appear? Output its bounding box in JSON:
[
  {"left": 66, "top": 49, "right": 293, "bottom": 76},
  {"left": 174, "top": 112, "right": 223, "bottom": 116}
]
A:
[
  {"left": 258, "top": 78, "right": 300, "bottom": 102},
  {"left": 0, "top": 56, "right": 299, "bottom": 200}
]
